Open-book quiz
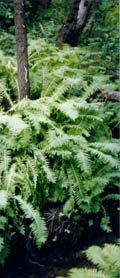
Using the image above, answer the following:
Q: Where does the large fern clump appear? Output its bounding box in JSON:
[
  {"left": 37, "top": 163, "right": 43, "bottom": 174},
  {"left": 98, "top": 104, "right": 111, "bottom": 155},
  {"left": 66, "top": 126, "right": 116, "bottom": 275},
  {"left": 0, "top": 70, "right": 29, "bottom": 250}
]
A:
[
  {"left": 67, "top": 242, "right": 120, "bottom": 278},
  {"left": 0, "top": 38, "right": 119, "bottom": 264},
  {"left": 0, "top": 96, "right": 119, "bottom": 263}
]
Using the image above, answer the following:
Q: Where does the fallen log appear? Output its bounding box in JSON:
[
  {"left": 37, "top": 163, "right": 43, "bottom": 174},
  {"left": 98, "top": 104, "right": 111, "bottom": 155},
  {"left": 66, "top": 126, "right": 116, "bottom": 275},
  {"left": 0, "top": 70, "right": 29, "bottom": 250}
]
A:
[{"left": 101, "top": 90, "right": 120, "bottom": 102}]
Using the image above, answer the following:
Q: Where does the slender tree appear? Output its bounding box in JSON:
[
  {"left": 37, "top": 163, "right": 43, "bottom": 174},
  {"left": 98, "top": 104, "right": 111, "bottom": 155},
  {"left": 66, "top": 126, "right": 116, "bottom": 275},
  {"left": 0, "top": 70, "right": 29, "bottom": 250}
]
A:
[
  {"left": 57, "top": 0, "right": 92, "bottom": 46},
  {"left": 13, "top": 0, "right": 30, "bottom": 99}
]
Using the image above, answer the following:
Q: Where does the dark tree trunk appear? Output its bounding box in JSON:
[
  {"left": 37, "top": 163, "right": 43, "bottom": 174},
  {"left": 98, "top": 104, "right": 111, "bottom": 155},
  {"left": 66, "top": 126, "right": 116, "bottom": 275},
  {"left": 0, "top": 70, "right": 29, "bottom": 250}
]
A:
[
  {"left": 13, "top": 0, "right": 30, "bottom": 99},
  {"left": 57, "top": 0, "right": 92, "bottom": 46}
]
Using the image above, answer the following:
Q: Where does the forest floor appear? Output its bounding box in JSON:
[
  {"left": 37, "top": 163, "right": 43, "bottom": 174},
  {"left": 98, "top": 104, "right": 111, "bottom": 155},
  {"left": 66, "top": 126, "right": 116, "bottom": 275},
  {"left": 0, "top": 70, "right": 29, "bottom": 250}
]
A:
[{"left": 0, "top": 230, "right": 117, "bottom": 278}]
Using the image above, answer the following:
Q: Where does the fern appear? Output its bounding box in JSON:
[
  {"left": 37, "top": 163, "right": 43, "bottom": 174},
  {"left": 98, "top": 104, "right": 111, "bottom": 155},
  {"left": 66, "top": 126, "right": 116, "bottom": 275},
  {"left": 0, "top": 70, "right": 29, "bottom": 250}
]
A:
[
  {"left": 0, "top": 96, "right": 119, "bottom": 253},
  {"left": 16, "top": 196, "right": 48, "bottom": 248},
  {"left": 67, "top": 243, "right": 120, "bottom": 278},
  {"left": 68, "top": 268, "right": 107, "bottom": 278},
  {"left": 0, "top": 38, "right": 119, "bottom": 264},
  {"left": 75, "top": 150, "right": 91, "bottom": 174},
  {"left": 0, "top": 80, "right": 13, "bottom": 107},
  {"left": 85, "top": 244, "right": 120, "bottom": 278},
  {"left": 0, "top": 190, "right": 8, "bottom": 209},
  {"left": 0, "top": 237, "right": 4, "bottom": 253}
]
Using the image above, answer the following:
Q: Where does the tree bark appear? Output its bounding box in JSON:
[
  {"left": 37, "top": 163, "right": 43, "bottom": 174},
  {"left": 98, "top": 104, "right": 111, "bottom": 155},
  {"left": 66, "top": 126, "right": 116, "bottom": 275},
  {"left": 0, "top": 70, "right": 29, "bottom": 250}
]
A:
[
  {"left": 13, "top": 0, "right": 30, "bottom": 99},
  {"left": 101, "top": 91, "right": 120, "bottom": 102},
  {"left": 57, "top": 0, "right": 92, "bottom": 46}
]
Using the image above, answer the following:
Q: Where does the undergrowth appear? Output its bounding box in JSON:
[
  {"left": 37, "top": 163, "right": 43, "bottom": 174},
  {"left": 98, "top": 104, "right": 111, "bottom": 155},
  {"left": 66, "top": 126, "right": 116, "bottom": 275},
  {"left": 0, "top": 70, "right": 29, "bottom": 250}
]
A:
[
  {"left": 0, "top": 38, "right": 119, "bottom": 264},
  {"left": 0, "top": 0, "right": 118, "bottom": 74},
  {"left": 67, "top": 241, "right": 120, "bottom": 278},
  {"left": 0, "top": 38, "right": 119, "bottom": 103}
]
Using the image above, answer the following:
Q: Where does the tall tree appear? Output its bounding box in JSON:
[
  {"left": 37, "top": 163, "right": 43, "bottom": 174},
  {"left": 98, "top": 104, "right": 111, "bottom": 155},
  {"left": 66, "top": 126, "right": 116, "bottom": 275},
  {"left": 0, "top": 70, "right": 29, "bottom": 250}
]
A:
[
  {"left": 57, "top": 0, "right": 92, "bottom": 46},
  {"left": 13, "top": 0, "right": 30, "bottom": 99}
]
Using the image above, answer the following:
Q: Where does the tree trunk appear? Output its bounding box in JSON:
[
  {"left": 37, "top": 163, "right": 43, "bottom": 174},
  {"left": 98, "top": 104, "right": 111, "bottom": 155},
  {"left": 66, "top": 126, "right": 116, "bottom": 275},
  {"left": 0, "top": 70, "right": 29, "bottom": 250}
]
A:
[
  {"left": 57, "top": 0, "right": 92, "bottom": 46},
  {"left": 13, "top": 0, "right": 30, "bottom": 99},
  {"left": 101, "top": 91, "right": 120, "bottom": 102}
]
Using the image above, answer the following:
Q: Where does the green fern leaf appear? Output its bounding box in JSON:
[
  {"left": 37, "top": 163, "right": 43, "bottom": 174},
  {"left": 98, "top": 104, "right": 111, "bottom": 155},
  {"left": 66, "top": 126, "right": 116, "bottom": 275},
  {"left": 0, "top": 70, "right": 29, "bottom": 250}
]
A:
[
  {"left": 88, "top": 147, "right": 118, "bottom": 168},
  {"left": 68, "top": 268, "right": 108, "bottom": 278},
  {"left": 0, "top": 190, "right": 8, "bottom": 209},
  {"left": 75, "top": 150, "right": 91, "bottom": 174},
  {"left": 0, "top": 237, "right": 4, "bottom": 253},
  {"left": 86, "top": 246, "right": 108, "bottom": 269},
  {"left": 55, "top": 100, "right": 79, "bottom": 120},
  {"left": 16, "top": 196, "right": 48, "bottom": 248}
]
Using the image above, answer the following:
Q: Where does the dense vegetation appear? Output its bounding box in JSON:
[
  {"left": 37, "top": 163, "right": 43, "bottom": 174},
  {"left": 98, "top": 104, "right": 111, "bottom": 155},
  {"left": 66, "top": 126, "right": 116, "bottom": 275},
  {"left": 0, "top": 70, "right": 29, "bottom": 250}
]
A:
[
  {"left": 66, "top": 241, "right": 120, "bottom": 278},
  {"left": 0, "top": 0, "right": 119, "bottom": 272}
]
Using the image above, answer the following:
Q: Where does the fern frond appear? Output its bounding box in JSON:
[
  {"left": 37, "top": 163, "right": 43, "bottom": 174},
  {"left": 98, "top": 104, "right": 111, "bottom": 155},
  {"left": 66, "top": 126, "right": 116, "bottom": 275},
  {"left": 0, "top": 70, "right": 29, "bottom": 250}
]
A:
[
  {"left": 68, "top": 268, "right": 108, "bottom": 278},
  {"left": 0, "top": 243, "right": 10, "bottom": 265},
  {"left": 0, "top": 149, "right": 11, "bottom": 174},
  {"left": 0, "top": 80, "right": 13, "bottom": 107},
  {"left": 55, "top": 99, "right": 79, "bottom": 120},
  {"left": 86, "top": 246, "right": 107, "bottom": 269},
  {"left": 102, "top": 244, "right": 120, "bottom": 268},
  {"left": 16, "top": 196, "right": 48, "bottom": 248},
  {"left": 90, "top": 141, "right": 120, "bottom": 154},
  {"left": 100, "top": 215, "right": 112, "bottom": 233},
  {"left": 83, "top": 75, "right": 110, "bottom": 100},
  {"left": 75, "top": 150, "right": 91, "bottom": 174},
  {"left": 84, "top": 243, "right": 120, "bottom": 278},
  {"left": 15, "top": 158, "right": 33, "bottom": 196},
  {"left": 6, "top": 163, "right": 16, "bottom": 192},
  {"left": 103, "top": 194, "right": 120, "bottom": 201},
  {"left": 88, "top": 147, "right": 118, "bottom": 168},
  {"left": 7, "top": 114, "right": 29, "bottom": 136},
  {"left": 0, "top": 238, "right": 4, "bottom": 253},
  {"left": 0, "top": 190, "right": 8, "bottom": 210},
  {"left": 33, "top": 148, "right": 56, "bottom": 183},
  {"left": 67, "top": 165, "right": 87, "bottom": 207},
  {"left": 26, "top": 158, "right": 38, "bottom": 189},
  {"left": 0, "top": 216, "right": 7, "bottom": 230}
]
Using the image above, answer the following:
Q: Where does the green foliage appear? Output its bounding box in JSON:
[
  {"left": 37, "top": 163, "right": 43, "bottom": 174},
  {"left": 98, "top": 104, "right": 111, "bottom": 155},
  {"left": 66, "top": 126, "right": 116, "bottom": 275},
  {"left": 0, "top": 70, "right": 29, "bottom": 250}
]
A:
[
  {"left": 67, "top": 268, "right": 107, "bottom": 278},
  {"left": 0, "top": 38, "right": 119, "bottom": 264},
  {"left": 0, "top": 33, "right": 15, "bottom": 56},
  {"left": 0, "top": 0, "right": 73, "bottom": 43},
  {"left": 0, "top": 37, "right": 117, "bottom": 103},
  {"left": 16, "top": 196, "right": 47, "bottom": 248},
  {"left": 86, "top": 0, "right": 119, "bottom": 72},
  {"left": 0, "top": 0, "right": 119, "bottom": 267},
  {"left": 25, "top": 0, "right": 74, "bottom": 42},
  {"left": 0, "top": 0, "right": 118, "bottom": 77},
  {"left": 0, "top": 1, "right": 14, "bottom": 31},
  {"left": 0, "top": 73, "right": 119, "bottom": 264},
  {"left": 68, "top": 242, "right": 120, "bottom": 278}
]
